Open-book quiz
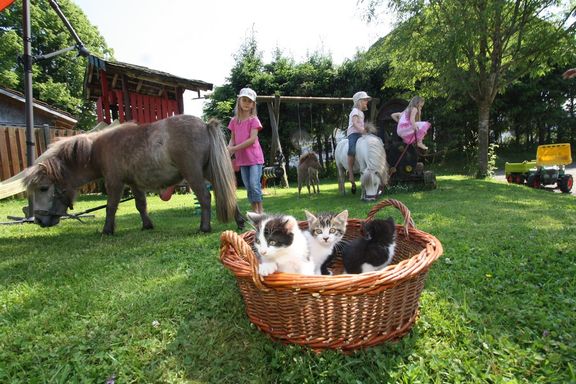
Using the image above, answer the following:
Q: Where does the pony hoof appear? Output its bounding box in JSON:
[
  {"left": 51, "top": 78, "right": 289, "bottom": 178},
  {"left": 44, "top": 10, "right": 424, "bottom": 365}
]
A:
[{"left": 351, "top": 183, "right": 357, "bottom": 194}]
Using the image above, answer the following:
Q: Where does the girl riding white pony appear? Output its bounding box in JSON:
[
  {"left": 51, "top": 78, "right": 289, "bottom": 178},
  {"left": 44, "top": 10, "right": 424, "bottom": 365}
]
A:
[{"left": 334, "top": 124, "right": 389, "bottom": 201}]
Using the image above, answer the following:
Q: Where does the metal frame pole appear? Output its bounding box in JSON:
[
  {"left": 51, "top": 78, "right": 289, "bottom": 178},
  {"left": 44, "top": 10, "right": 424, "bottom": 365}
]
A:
[{"left": 22, "top": 0, "right": 34, "bottom": 219}]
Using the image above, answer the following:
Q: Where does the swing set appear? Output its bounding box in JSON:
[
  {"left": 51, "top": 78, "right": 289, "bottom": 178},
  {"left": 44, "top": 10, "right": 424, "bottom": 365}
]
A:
[{"left": 256, "top": 95, "right": 380, "bottom": 188}]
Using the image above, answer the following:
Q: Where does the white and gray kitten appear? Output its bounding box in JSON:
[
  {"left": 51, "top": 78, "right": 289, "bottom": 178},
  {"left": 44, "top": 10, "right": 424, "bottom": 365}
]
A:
[
  {"left": 247, "top": 212, "right": 314, "bottom": 276},
  {"left": 303, "top": 210, "right": 348, "bottom": 275}
]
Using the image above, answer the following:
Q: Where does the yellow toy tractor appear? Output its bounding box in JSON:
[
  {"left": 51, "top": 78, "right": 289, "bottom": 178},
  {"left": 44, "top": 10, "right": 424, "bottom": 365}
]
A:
[{"left": 505, "top": 143, "right": 573, "bottom": 193}]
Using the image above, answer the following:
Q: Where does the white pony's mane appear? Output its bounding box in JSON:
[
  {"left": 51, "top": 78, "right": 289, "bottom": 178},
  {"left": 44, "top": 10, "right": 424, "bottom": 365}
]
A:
[
  {"left": 363, "top": 135, "right": 387, "bottom": 174},
  {"left": 333, "top": 123, "right": 377, "bottom": 143},
  {"left": 333, "top": 128, "right": 346, "bottom": 143}
]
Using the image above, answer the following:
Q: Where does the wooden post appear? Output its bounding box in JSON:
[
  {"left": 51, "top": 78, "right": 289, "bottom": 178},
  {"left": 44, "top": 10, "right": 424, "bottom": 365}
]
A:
[
  {"left": 99, "top": 69, "right": 111, "bottom": 124},
  {"left": 266, "top": 96, "right": 289, "bottom": 188},
  {"left": 176, "top": 87, "right": 184, "bottom": 115},
  {"left": 369, "top": 99, "right": 378, "bottom": 123},
  {"left": 42, "top": 124, "right": 50, "bottom": 148},
  {"left": 122, "top": 74, "right": 132, "bottom": 121}
]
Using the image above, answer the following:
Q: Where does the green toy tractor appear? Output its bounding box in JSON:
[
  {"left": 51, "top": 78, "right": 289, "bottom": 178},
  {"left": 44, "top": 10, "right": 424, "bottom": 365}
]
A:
[{"left": 505, "top": 143, "right": 573, "bottom": 193}]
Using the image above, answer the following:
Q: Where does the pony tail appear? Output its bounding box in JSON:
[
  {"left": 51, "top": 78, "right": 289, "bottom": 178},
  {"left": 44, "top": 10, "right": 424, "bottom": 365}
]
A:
[{"left": 206, "top": 118, "right": 237, "bottom": 222}]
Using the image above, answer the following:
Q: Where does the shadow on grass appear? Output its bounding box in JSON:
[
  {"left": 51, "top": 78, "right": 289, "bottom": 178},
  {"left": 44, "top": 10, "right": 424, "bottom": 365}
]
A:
[{"left": 1, "top": 177, "right": 574, "bottom": 382}]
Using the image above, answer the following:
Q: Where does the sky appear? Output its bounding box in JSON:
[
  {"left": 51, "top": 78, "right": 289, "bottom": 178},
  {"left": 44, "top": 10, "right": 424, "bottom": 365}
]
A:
[{"left": 73, "top": 0, "right": 393, "bottom": 116}]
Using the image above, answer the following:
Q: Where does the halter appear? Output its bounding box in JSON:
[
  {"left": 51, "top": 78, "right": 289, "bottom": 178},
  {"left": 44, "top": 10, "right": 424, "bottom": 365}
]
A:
[
  {"left": 33, "top": 184, "right": 71, "bottom": 217},
  {"left": 361, "top": 169, "right": 382, "bottom": 200}
]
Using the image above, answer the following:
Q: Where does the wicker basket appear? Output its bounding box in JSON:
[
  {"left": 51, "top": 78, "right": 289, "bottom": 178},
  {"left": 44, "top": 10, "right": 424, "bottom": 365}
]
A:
[{"left": 219, "top": 199, "right": 443, "bottom": 352}]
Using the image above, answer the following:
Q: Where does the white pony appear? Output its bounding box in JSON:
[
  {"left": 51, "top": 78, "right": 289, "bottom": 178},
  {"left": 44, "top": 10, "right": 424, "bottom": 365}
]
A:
[{"left": 333, "top": 128, "right": 389, "bottom": 201}]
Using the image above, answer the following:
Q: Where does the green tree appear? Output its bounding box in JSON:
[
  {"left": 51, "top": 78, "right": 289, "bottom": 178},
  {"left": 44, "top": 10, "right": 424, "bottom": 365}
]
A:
[
  {"left": 0, "top": 0, "right": 112, "bottom": 129},
  {"left": 363, "top": 0, "right": 576, "bottom": 177},
  {"left": 493, "top": 68, "right": 575, "bottom": 148}
]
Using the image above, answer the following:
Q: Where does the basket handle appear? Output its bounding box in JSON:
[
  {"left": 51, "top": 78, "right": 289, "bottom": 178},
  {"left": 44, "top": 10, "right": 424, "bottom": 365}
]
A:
[
  {"left": 365, "top": 199, "right": 415, "bottom": 237},
  {"left": 220, "top": 230, "right": 267, "bottom": 291}
]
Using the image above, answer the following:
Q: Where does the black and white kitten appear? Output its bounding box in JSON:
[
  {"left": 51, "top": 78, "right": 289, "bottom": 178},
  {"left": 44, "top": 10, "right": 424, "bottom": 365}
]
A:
[
  {"left": 246, "top": 212, "right": 314, "bottom": 276},
  {"left": 303, "top": 210, "right": 348, "bottom": 275},
  {"left": 342, "top": 217, "right": 396, "bottom": 274}
]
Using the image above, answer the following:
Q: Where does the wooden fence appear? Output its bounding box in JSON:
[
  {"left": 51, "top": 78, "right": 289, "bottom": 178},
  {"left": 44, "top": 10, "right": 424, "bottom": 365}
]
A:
[{"left": 0, "top": 125, "right": 78, "bottom": 182}]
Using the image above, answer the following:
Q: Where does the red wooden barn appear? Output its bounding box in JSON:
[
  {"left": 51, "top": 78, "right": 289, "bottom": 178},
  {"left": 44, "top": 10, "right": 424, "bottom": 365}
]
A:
[{"left": 84, "top": 55, "right": 213, "bottom": 124}]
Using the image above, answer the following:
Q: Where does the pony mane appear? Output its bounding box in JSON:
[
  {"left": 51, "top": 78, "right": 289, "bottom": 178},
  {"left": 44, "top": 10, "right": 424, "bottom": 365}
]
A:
[
  {"left": 298, "top": 152, "right": 320, "bottom": 168},
  {"left": 332, "top": 123, "right": 376, "bottom": 142},
  {"left": 24, "top": 132, "right": 96, "bottom": 185},
  {"left": 333, "top": 128, "right": 346, "bottom": 143},
  {"left": 365, "top": 122, "right": 377, "bottom": 134},
  {"left": 363, "top": 135, "right": 387, "bottom": 173}
]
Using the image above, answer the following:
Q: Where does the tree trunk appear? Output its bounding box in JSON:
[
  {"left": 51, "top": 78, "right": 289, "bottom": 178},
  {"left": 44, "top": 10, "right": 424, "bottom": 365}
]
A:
[
  {"left": 476, "top": 101, "right": 491, "bottom": 178},
  {"left": 568, "top": 96, "right": 575, "bottom": 143},
  {"left": 513, "top": 121, "right": 520, "bottom": 147},
  {"left": 266, "top": 100, "right": 289, "bottom": 188},
  {"left": 316, "top": 133, "right": 323, "bottom": 165},
  {"left": 538, "top": 120, "right": 546, "bottom": 145}
]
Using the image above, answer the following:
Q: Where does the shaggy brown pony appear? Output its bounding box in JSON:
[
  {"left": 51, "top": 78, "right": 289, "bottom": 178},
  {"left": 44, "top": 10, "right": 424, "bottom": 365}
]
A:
[
  {"left": 297, "top": 152, "right": 322, "bottom": 196},
  {"left": 24, "top": 115, "right": 244, "bottom": 234}
]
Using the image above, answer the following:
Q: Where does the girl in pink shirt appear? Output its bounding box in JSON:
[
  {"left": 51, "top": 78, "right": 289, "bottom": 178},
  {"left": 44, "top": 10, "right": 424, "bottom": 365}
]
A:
[{"left": 227, "top": 88, "right": 265, "bottom": 214}]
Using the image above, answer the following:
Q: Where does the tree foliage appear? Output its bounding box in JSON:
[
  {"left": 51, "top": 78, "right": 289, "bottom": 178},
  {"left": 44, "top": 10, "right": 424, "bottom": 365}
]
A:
[
  {"left": 204, "top": 35, "right": 351, "bottom": 167},
  {"left": 0, "top": 0, "right": 112, "bottom": 128},
  {"left": 206, "top": 4, "right": 575, "bottom": 176},
  {"left": 361, "top": 0, "right": 576, "bottom": 177}
]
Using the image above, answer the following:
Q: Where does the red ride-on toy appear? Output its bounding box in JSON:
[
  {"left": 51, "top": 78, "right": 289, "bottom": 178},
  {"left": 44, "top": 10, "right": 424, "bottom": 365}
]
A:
[{"left": 505, "top": 143, "right": 573, "bottom": 193}]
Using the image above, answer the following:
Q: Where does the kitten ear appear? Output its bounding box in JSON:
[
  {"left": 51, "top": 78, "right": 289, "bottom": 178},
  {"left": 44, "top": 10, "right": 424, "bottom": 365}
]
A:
[
  {"left": 283, "top": 216, "right": 298, "bottom": 232},
  {"left": 363, "top": 221, "right": 373, "bottom": 240},
  {"left": 336, "top": 209, "right": 349, "bottom": 223},
  {"left": 304, "top": 210, "right": 316, "bottom": 223},
  {"left": 246, "top": 211, "right": 263, "bottom": 226}
]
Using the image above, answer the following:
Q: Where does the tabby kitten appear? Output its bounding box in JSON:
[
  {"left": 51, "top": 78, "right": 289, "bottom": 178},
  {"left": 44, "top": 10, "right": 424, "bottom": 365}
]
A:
[
  {"left": 246, "top": 212, "right": 313, "bottom": 276},
  {"left": 342, "top": 217, "right": 396, "bottom": 274},
  {"left": 303, "top": 210, "right": 348, "bottom": 275}
]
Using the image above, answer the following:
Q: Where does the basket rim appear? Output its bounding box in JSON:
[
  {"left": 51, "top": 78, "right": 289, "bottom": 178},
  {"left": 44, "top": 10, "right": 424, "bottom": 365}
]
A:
[{"left": 220, "top": 199, "right": 443, "bottom": 293}]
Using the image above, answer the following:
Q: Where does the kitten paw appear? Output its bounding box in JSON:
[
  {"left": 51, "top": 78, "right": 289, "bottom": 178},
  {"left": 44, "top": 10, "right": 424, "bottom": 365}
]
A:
[{"left": 259, "top": 262, "right": 277, "bottom": 277}]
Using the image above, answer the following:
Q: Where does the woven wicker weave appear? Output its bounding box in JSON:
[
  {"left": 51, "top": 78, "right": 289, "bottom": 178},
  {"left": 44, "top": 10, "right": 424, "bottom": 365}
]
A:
[{"left": 220, "top": 199, "right": 443, "bottom": 351}]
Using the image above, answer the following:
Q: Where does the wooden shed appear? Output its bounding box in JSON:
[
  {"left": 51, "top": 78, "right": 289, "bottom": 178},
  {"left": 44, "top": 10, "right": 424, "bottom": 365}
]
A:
[
  {"left": 0, "top": 85, "right": 77, "bottom": 130},
  {"left": 84, "top": 55, "right": 213, "bottom": 124},
  {"left": 0, "top": 85, "right": 77, "bottom": 182}
]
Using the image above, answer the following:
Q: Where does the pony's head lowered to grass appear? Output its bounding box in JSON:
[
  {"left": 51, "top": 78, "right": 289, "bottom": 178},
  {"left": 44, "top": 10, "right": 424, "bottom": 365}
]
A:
[
  {"left": 24, "top": 115, "right": 245, "bottom": 234},
  {"left": 24, "top": 134, "right": 93, "bottom": 227}
]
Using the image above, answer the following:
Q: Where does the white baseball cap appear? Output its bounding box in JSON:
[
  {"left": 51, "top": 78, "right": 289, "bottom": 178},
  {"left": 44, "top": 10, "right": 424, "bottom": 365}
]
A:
[
  {"left": 237, "top": 88, "right": 257, "bottom": 102},
  {"left": 353, "top": 91, "right": 371, "bottom": 105}
]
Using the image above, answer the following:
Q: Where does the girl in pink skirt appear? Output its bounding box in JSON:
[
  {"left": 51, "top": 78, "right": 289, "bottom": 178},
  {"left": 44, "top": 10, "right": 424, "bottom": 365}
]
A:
[{"left": 391, "top": 96, "right": 430, "bottom": 150}]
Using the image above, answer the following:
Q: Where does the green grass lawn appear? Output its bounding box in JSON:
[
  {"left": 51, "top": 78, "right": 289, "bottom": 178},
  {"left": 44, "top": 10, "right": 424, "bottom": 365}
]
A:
[{"left": 1, "top": 177, "right": 575, "bottom": 383}]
